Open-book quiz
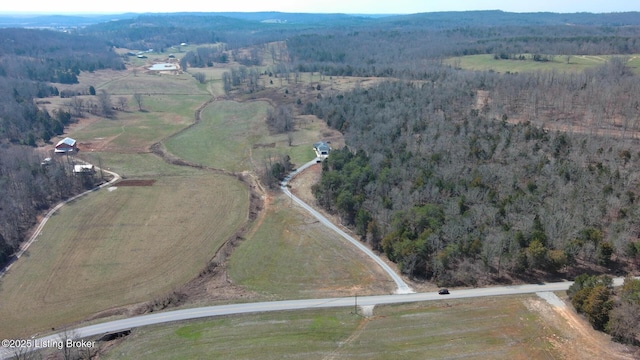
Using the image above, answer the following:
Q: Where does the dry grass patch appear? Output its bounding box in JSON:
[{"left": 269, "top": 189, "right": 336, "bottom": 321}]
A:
[{"left": 0, "top": 173, "right": 248, "bottom": 339}]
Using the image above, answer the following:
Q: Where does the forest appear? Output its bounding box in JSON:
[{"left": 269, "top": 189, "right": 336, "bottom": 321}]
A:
[
  {"left": 0, "top": 147, "right": 100, "bottom": 267},
  {"left": 307, "top": 59, "right": 640, "bottom": 283}
]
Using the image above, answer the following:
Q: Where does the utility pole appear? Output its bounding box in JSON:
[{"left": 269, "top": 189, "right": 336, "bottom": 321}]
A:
[{"left": 354, "top": 293, "right": 358, "bottom": 316}]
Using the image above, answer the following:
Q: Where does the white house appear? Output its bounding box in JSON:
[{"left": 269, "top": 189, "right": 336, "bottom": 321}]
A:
[{"left": 313, "top": 141, "right": 331, "bottom": 159}]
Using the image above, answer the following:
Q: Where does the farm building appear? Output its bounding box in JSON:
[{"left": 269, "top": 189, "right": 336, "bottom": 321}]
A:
[
  {"left": 73, "top": 164, "right": 95, "bottom": 174},
  {"left": 55, "top": 137, "right": 77, "bottom": 153},
  {"left": 313, "top": 141, "right": 331, "bottom": 159},
  {"left": 148, "top": 63, "right": 180, "bottom": 74}
]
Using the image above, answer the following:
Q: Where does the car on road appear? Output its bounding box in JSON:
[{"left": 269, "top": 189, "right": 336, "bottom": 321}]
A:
[{"left": 438, "top": 288, "right": 450, "bottom": 295}]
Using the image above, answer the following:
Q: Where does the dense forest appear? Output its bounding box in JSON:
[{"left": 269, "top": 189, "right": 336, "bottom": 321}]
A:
[
  {"left": 307, "top": 59, "right": 640, "bottom": 285},
  {"left": 0, "top": 28, "right": 124, "bottom": 146}
]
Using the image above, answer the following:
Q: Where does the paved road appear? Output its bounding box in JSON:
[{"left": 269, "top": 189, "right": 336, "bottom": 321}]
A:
[
  {"left": 280, "top": 158, "right": 414, "bottom": 294},
  {"left": 1, "top": 278, "right": 630, "bottom": 359},
  {"left": 0, "top": 163, "right": 120, "bottom": 279}
]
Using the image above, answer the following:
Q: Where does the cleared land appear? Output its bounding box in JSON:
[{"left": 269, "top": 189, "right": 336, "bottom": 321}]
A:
[
  {"left": 101, "top": 295, "right": 578, "bottom": 359},
  {"left": 164, "top": 100, "right": 329, "bottom": 172},
  {"left": 0, "top": 173, "right": 248, "bottom": 339},
  {"left": 446, "top": 54, "right": 640, "bottom": 73},
  {"left": 229, "top": 194, "right": 394, "bottom": 299}
]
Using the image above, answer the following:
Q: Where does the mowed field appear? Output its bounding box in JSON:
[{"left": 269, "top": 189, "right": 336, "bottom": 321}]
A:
[
  {"left": 102, "top": 295, "right": 564, "bottom": 360},
  {"left": 445, "top": 53, "right": 640, "bottom": 73},
  {"left": 229, "top": 195, "right": 395, "bottom": 299},
  {"left": 164, "top": 100, "right": 321, "bottom": 172},
  {"left": 0, "top": 173, "right": 248, "bottom": 339}
]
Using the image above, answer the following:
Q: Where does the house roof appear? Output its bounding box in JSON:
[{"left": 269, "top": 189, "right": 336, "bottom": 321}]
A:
[
  {"left": 56, "top": 137, "right": 76, "bottom": 147},
  {"left": 148, "top": 63, "right": 178, "bottom": 71},
  {"left": 313, "top": 142, "right": 330, "bottom": 152},
  {"left": 73, "top": 164, "right": 94, "bottom": 173}
]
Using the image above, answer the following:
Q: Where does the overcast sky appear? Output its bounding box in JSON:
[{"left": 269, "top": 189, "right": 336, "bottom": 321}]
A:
[{"left": 2, "top": 0, "right": 637, "bottom": 15}]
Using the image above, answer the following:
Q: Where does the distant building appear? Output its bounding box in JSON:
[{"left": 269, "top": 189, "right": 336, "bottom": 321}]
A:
[
  {"left": 55, "top": 137, "right": 77, "bottom": 153},
  {"left": 313, "top": 141, "right": 331, "bottom": 159},
  {"left": 148, "top": 63, "right": 179, "bottom": 71},
  {"left": 148, "top": 63, "right": 180, "bottom": 74},
  {"left": 73, "top": 164, "right": 95, "bottom": 174}
]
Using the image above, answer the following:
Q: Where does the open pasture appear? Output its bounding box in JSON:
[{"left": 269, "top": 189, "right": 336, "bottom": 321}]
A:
[
  {"left": 52, "top": 94, "right": 209, "bottom": 153},
  {"left": 164, "top": 100, "right": 339, "bottom": 173},
  {"left": 102, "top": 295, "right": 565, "bottom": 360},
  {"left": 164, "top": 100, "right": 271, "bottom": 172},
  {"left": 229, "top": 195, "right": 394, "bottom": 299},
  {"left": 446, "top": 53, "right": 640, "bottom": 73},
  {"left": 98, "top": 72, "right": 209, "bottom": 96},
  {"left": 81, "top": 152, "right": 205, "bottom": 178},
  {"left": 0, "top": 173, "right": 248, "bottom": 339}
]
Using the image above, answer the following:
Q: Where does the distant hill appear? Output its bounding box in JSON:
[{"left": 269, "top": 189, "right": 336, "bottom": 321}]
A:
[
  {"left": 2, "top": 10, "right": 640, "bottom": 30},
  {"left": 0, "top": 13, "right": 138, "bottom": 28},
  {"left": 382, "top": 10, "right": 640, "bottom": 28}
]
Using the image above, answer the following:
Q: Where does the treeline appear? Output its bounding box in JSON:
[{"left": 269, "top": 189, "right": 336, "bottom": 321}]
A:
[
  {"left": 180, "top": 46, "right": 229, "bottom": 69},
  {"left": 80, "top": 14, "right": 291, "bottom": 52},
  {"left": 568, "top": 275, "right": 640, "bottom": 345},
  {"left": 0, "top": 77, "right": 73, "bottom": 146},
  {"left": 0, "top": 28, "right": 124, "bottom": 146},
  {"left": 0, "top": 28, "right": 124, "bottom": 84},
  {"left": 0, "top": 147, "right": 100, "bottom": 268},
  {"left": 286, "top": 25, "right": 640, "bottom": 79},
  {"left": 307, "top": 63, "right": 640, "bottom": 285}
]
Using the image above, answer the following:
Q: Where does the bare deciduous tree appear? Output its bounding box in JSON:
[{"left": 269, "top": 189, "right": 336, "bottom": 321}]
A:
[
  {"left": 117, "top": 96, "right": 128, "bottom": 111},
  {"left": 133, "top": 92, "right": 144, "bottom": 111}
]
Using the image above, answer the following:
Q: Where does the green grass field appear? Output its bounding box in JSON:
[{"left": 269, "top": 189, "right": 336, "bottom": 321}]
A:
[
  {"left": 446, "top": 54, "right": 640, "bottom": 73},
  {"left": 81, "top": 152, "right": 205, "bottom": 178},
  {"left": 101, "top": 295, "right": 561, "bottom": 360},
  {"left": 1, "top": 58, "right": 399, "bottom": 347},
  {"left": 229, "top": 195, "right": 394, "bottom": 299},
  {"left": 0, "top": 173, "right": 248, "bottom": 339},
  {"left": 164, "top": 100, "right": 317, "bottom": 172},
  {"left": 78, "top": 93, "right": 206, "bottom": 148}
]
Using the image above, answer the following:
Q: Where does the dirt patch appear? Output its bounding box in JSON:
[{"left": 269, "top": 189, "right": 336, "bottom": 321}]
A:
[
  {"left": 116, "top": 179, "right": 156, "bottom": 187},
  {"left": 525, "top": 296, "right": 639, "bottom": 360}
]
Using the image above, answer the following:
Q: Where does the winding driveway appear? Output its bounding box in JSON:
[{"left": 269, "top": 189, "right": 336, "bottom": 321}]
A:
[
  {"left": 280, "top": 159, "right": 414, "bottom": 294},
  {"left": 0, "top": 163, "right": 120, "bottom": 279}
]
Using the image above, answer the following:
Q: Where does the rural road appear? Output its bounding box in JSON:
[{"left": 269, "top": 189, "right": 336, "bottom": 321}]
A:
[
  {"left": 0, "top": 162, "right": 120, "bottom": 279},
  {"left": 1, "top": 278, "right": 631, "bottom": 359},
  {"left": 280, "top": 158, "right": 414, "bottom": 294}
]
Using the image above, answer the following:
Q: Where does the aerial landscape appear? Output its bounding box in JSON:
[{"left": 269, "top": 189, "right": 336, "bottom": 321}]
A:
[{"left": 1, "top": 0, "right": 640, "bottom": 359}]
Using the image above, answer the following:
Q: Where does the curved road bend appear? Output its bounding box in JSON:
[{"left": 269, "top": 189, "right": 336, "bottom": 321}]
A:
[
  {"left": 2, "top": 278, "right": 632, "bottom": 359},
  {"left": 281, "top": 159, "right": 414, "bottom": 294},
  {"left": 0, "top": 164, "right": 120, "bottom": 279}
]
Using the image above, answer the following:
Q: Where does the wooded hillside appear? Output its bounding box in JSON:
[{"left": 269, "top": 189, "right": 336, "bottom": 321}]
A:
[{"left": 308, "top": 61, "right": 640, "bottom": 285}]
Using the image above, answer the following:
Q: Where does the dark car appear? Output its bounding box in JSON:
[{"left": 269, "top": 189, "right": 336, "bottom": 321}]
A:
[{"left": 438, "top": 288, "right": 450, "bottom": 295}]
